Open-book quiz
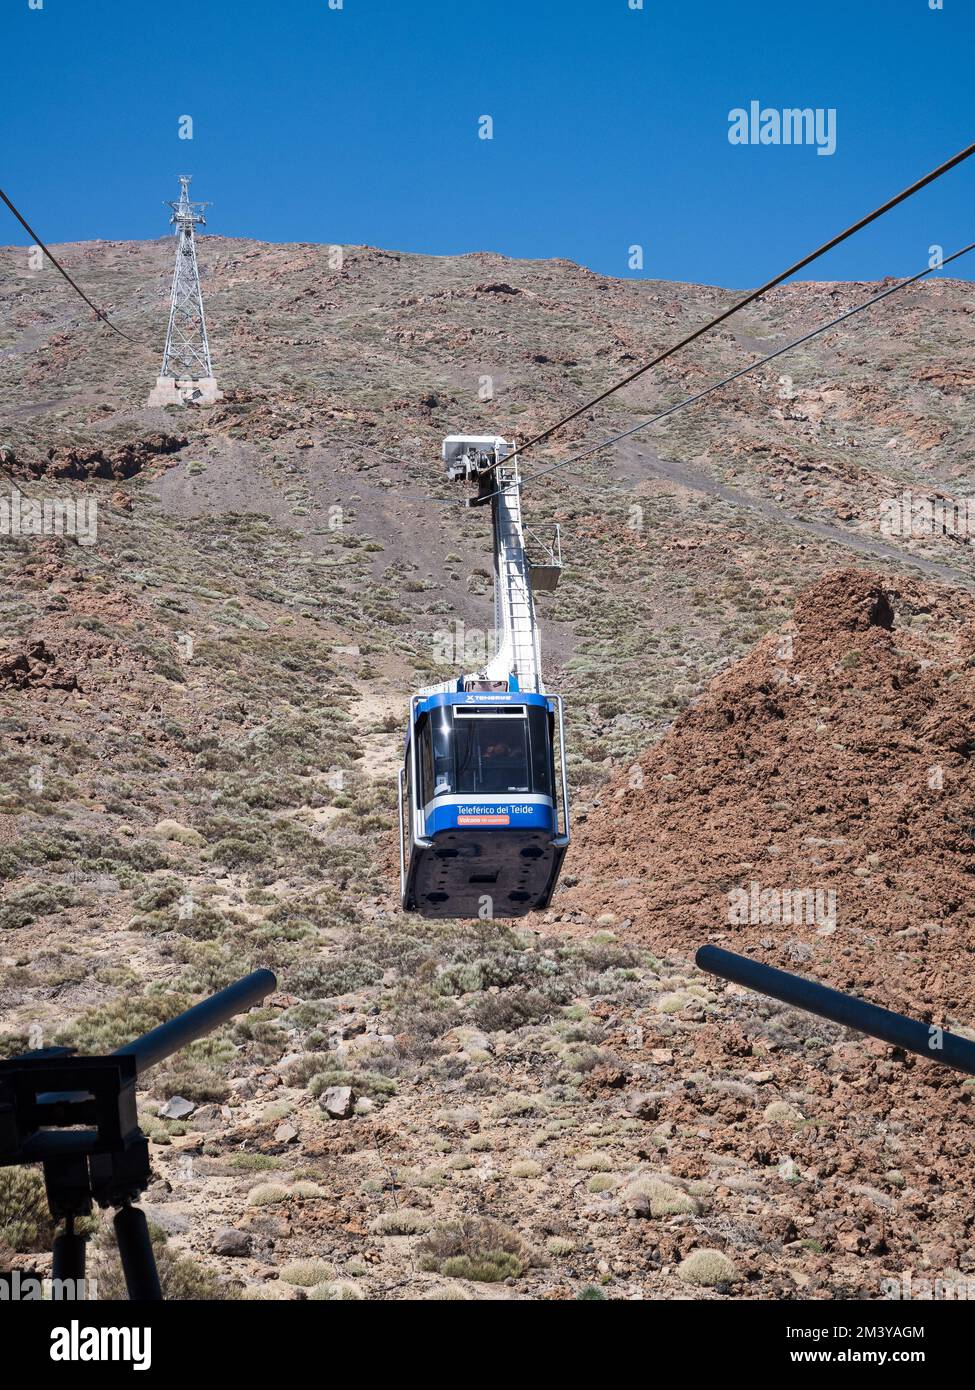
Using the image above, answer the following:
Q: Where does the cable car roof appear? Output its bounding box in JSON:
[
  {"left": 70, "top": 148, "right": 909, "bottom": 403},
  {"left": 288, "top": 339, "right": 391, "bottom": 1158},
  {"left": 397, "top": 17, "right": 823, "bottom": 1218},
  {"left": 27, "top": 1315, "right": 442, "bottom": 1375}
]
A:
[{"left": 413, "top": 689, "right": 553, "bottom": 718}]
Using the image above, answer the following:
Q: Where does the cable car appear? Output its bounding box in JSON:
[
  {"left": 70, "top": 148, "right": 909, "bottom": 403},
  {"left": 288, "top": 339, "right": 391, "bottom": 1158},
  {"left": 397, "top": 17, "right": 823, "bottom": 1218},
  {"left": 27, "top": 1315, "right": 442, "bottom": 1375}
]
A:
[
  {"left": 399, "top": 685, "right": 570, "bottom": 918},
  {"left": 398, "top": 434, "right": 570, "bottom": 919}
]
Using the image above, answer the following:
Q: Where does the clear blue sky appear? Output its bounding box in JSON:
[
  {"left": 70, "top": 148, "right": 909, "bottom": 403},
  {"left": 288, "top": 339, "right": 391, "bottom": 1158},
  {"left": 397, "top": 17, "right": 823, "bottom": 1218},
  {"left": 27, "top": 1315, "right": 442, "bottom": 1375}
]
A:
[{"left": 3, "top": 0, "right": 972, "bottom": 286}]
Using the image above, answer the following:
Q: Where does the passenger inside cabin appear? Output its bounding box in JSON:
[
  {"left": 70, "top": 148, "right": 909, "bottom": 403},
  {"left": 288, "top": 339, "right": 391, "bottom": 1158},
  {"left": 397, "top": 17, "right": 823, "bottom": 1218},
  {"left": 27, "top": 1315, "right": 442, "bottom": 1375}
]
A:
[{"left": 481, "top": 737, "right": 523, "bottom": 793}]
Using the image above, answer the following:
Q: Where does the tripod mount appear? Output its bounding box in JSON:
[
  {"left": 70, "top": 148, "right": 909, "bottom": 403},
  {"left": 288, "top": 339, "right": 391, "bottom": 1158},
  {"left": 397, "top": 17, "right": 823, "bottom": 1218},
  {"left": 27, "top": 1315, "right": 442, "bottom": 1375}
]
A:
[{"left": 0, "top": 969, "right": 276, "bottom": 1300}]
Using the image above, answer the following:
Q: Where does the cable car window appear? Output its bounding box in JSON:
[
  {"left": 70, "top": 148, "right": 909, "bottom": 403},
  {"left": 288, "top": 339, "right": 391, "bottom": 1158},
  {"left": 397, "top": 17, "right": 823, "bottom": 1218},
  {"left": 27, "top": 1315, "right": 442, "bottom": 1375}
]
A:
[
  {"left": 527, "top": 706, "right": 554, "bottom": 799},
  {"left": 418, "top": 717, "right": 434, "bottom": 804},
  {"left": 431, "top": 706, "right": 453, "bottom": 797},
  {"left": 418, "top": 704, "right": 559, "bottom": 803},
  {"left": 418, "top": 708, "right": 455, "bottom": 803},
  {"left": 454, "top": 715, "right": 530, "bottom": 795}
]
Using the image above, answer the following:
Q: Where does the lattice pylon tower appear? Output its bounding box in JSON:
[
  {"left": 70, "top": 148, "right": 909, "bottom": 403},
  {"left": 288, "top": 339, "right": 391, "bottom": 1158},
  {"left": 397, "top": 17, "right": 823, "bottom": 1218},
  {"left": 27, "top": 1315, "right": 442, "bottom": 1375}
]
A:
[{"left": 148, "top": 175, "right": 222, "bottom": 406}]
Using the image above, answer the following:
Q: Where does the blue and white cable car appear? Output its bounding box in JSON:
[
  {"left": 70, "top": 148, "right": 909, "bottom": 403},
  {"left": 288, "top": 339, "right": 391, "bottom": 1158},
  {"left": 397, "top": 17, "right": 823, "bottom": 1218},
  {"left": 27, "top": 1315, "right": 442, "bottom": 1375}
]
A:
[
  {"left": 399, "top": 685, "right": 570, "bottom": 917},
  {"left": 398, "top": 436, "right": 570, "bottom": 919}
]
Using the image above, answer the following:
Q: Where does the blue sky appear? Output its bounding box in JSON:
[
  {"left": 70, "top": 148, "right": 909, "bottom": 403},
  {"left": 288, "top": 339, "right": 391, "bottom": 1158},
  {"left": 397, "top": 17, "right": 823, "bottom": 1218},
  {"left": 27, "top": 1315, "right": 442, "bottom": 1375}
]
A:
[{"left": 2, "top": 0, "right": 972, "bottom": 286}]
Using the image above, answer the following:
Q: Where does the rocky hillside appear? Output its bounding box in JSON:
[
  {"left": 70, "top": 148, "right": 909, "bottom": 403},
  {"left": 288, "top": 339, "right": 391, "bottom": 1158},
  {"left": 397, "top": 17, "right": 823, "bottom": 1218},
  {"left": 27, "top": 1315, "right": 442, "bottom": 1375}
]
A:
[
  {"left": 0, "top": 236, "right": 973, "bottom": 1300},
  {"left": 556, "top": 568, "right": 975, "bottom": 1018}
]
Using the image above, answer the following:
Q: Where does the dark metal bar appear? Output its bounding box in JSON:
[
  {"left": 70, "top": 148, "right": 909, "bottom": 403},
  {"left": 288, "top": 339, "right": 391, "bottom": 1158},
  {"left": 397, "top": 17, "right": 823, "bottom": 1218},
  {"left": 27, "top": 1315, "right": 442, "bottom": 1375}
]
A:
[
  {"left": 113, "top": 969, "right": 277, "bottom": 1077},
  {"left": 695, "top": 945, "right": 975, "bottom": 1077},
  {"left": 52, "top": 1218, "right": 87, "bottom": 1285},
  {"left": 114, "top": 1205, "right": 162, "bottom": 1301}
]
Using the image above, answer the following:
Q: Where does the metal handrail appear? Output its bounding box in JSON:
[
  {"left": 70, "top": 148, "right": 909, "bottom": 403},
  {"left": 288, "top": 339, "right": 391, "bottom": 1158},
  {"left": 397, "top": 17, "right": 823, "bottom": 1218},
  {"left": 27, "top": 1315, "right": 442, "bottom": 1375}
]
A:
[{"left": 697, "top": 946, "right": 975, "bottom": 1077}]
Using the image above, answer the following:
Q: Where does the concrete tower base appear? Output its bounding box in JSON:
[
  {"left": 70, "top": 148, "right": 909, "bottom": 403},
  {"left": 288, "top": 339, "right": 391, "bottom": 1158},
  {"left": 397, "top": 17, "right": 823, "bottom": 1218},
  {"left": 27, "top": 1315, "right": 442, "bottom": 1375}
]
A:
[{"left": 147, "top": 376, "right": 223, "bottom": 407}]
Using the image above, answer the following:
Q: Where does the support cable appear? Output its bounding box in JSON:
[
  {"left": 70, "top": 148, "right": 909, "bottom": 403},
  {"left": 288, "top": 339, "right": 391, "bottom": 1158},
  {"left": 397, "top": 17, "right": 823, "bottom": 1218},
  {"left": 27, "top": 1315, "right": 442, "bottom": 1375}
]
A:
[
  {"left": 485, "top": 140, "right": 975, "bottom": 473},
  {"left": 1, "top": 184, "right": 145, "bottom": 345},
  {"left": 472, "top": 240, "right": 974, "bottom": 506}
]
